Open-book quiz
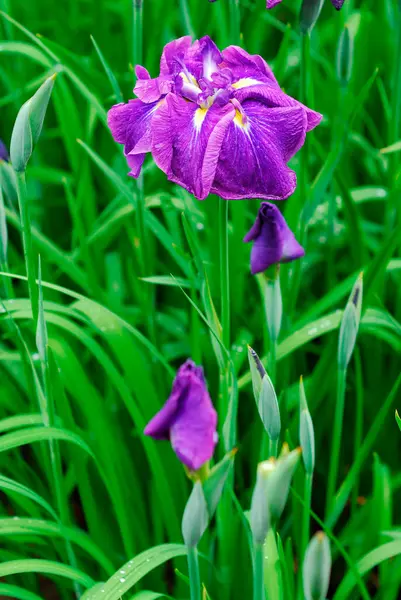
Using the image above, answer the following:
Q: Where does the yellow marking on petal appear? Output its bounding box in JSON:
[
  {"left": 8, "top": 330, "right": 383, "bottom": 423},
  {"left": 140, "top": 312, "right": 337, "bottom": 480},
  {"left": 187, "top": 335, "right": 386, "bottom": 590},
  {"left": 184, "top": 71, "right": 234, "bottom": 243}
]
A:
[
  {"left": 232, "top": 77, "right": 263, "bottom": 90},
  {"left": 180, "top": 71, "right": 200, "bottom": 88},
  {"left": 234, "top": 109, "right": 249, "bottom": 131},
  {"left": 194, "top": 107, "right": 208, "bottom": 130}
]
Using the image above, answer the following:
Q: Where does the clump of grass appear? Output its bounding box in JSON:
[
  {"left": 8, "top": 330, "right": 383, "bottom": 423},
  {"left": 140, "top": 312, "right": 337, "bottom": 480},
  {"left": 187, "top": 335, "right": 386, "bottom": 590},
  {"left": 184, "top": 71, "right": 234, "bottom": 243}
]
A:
[{"left": 1, "top": 0, "right": 401, "bottom": 599}]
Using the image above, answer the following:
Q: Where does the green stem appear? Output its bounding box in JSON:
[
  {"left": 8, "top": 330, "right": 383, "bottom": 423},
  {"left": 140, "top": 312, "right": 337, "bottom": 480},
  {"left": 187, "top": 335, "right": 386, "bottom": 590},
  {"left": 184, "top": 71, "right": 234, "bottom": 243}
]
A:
[
  {"left": 219, "top": 198, "right": 230, "bottom": 352},
  {"left": 326, "top": 366, "right": 347, "bottom": 517},
  {"left": 351, "top": 349, "right": 363, "bottom": 515},
  {"left": 16, "top": 170, "right": 38, "bottom": 322},
  {"left": 289, "top": 32, "right": 311, "bottom": 314},
  {"left": 229, "top": 0, "right": 240, "bottom": 45},
  {"left": 218, "top": 198, "right": 231, "bottom": 437},
  {"left": 179, "top": 0, "right": 195, "bottom": 38},
  {"left": 187, "top": 546, "right": 201, "bottom": 600},
  {"left": 253, "top": 543, "right": 265, "bottom": 600},
  {"left": 269, "top": 341, "right": 277, "bottom": 386},
  {"left": 298, "top": 472, "right": 313, "bottom": 600},
  {"left": 268, "top": 437, "right": 278, "bottom": 460}
]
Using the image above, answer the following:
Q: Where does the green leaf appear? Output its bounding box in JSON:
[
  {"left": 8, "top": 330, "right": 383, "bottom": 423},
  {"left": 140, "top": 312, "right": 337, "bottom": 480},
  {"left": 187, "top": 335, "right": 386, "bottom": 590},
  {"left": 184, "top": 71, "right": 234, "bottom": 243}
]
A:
[
  {"left": 10, "top": 74, "right": 56, "bottom": 172},
  {"left": 0, "top": 583, "right": 43, "bottom": 600},
  {"left": 264, "top": 529, "right": 283, "bottom": 600},
  {"left": 0, "top": 559, "right": 94, "bottom": 588},
  {"left": 0, "top": 426, "right": 94, "bottom": 457},
  {"left": 0, "top": 413, "right": 44, "bottom": 433},
  {"left": 0, "top": 517, "right": 114, "bottom": 575},
  {"left": 86, "top": 544, "right": 187, "bottom": 600},
  {"left": 396, "top": 410, "right": 401, "bottom": 432},
  {"left": 0, "top": 475, "right": 57, "bottom": 519},
  {"left": 333, "top": 541, "right": 401, "bottom": 600},
  {"left": 203, "top": 450, "right": 236, "bottom": 517}
]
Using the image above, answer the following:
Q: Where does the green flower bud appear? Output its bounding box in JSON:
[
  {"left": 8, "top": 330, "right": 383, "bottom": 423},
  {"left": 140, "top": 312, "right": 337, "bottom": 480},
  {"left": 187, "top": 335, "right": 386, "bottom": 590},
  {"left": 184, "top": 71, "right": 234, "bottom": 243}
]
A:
[
  {"left": 248, "top": 345, "right": 266, "bottom": 403},
  {"left": 182, "top": 482, "right": 209, "bottom": 548},
  {"left": 248, "top": 346, "right": 281, "bottom": 440},
  {"left": 250, "top": 461, "right": 274, "bottom": 545},
  {"left": 303, "top": 532, "right": 332, "bottom": 600},
  {"left": 299, "top": 376, "right": 315, "bottom": 475},
  {"left": 203, "top": 449, "right": 236, "bottom": 517},
  {"left": 336, "top": 25, "right": 354, "bottom": 86},
  {"left": 10, "top": 74, "right": 56, "bottom": 173},
  {"left": 338, "top": 273, "right": 363, "bottom": 369},
  {"left": 266, "top": 447, "right": 301, "bottom": 522},
  {"left": 300, "top": 0, "right": 325, "bottom": 34}
]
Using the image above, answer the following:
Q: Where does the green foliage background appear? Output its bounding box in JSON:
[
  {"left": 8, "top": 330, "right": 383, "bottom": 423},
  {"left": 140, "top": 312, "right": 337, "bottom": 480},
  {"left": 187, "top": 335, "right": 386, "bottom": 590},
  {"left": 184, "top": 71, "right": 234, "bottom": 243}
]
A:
[{"left": 0, "top": 0, "right": 401, "bottom": 598}]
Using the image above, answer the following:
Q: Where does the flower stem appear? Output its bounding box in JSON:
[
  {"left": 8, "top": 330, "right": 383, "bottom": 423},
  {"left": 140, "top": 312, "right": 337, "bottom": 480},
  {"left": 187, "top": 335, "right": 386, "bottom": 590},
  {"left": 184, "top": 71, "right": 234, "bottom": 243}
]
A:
[
  {"left": 187, "top": 546, "right": 202, "bottom": 600},
  {"left": 219, "top": 198, "right": 230, "bottom": 353},
  {"left": 268, "top": 437, "right": 278, "bottom": 460},
  {"left": 16, "top": 170, "right": 38, "bottom": 322},
  {"left": 253, "top": 543, "right": 265, "bottom": 600},
  {"left": 298, "top": 472, "right": 313, "bottom": 599},
  {"left": 326, "top": 366, "right": 347, "bottom": 517}
]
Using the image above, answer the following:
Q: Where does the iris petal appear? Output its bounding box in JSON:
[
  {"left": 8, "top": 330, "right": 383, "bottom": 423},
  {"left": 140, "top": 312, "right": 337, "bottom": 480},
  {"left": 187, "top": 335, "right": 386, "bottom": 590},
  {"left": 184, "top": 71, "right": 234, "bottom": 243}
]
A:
[
  {"left": 211, "top": 103, "right": 307, "bottom": 200},
  {"left": 233, "top": 84, "right": 322, "bottom": 132},
  {"left": 221, "top": 45, "right": 279, "bottom": 88},
  {"left": 151, "top": 93, "right": 235, "bottom": 200},
  {"left": 107, "top": 98, "right": 161, "bottom": 178}
]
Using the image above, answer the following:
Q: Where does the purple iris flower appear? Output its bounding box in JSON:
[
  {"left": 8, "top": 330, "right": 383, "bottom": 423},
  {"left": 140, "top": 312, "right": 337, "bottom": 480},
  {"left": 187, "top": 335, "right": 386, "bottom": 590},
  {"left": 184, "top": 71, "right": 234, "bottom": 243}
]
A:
[
  {"left": 144, "top": 359, "right": 218, "bottom": 471},
  {"left": 244, "top": 202, "right": 304, "bottom": 274},
  {"left": 267, "top": 0, "right": 344, "bottom": 8},
  {"left": 0, "top": 139, "right": 9, "bottom": 162},
  {"left": 108, "top": 36, "right": 322, "bottom": 201}
]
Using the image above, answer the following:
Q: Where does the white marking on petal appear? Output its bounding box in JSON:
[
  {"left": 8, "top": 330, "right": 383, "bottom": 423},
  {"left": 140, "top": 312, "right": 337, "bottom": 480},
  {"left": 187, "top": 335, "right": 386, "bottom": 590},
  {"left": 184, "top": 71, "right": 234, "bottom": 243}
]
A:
[
  {"left": 203, "top": 52, "right": 218, "bottom": 80},
  {"left": 232, "top": 78, "right": 264, "bottom": 90}
]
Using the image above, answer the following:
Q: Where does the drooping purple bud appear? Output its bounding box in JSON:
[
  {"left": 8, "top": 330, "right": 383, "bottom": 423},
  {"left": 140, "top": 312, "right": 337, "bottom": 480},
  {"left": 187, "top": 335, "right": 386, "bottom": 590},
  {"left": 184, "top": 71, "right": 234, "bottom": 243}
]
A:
[
  {"left": 0, "top": 139, "right": 9, "bottom": 162},
  {"left": 243, "top": 202, "right": 304, "bottom": 275},
  {"left": 144, "top": 360, "right": 218, "bottom": 471}
]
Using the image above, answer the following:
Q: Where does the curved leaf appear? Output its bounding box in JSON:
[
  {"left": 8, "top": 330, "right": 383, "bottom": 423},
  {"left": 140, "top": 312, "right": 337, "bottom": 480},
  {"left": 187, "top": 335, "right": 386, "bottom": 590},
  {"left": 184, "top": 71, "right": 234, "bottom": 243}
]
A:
[
  {"left": 0, "top": 426, "right": 94, "bottom": 457},
  {"left": 0, "top": 559, "right": 94, "bottom": 588},
  {"left": 88, "top": 544, "right": 187, "bottom": 600}
]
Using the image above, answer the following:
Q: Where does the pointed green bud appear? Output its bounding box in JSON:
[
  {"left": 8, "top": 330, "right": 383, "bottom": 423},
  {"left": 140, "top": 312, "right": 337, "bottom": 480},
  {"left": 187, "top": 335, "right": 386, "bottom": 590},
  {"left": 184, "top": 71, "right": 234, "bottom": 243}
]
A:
[
  {"left": 248, "top": 345, "right": 266, "bottom": 403},
  {"left": 203, "top": 449, "right": 236, "bottom": 517},
  {"left": 303, "top": 532, "right": 332, "bottom": 600},
  {"left": 338, "top": 273, "right": 363, "bottom": 369},
  {"left": 265, "top": 269, "right": 282, "bottom": 343},
  {"left": 266, "top": 447, "right": 301, "bottom": 522},
  {"left": 336, "top": 25, "right": 354, "bottom": 86},
  {"left": 250, "top": 460, "right": 274, "bottom": 545},
  {"left": 182, "top": 482, "right": 209, "bottom": 548},
  {"left": 248, "top": 346, "right": 281, "bottom": 440},
  {"left": 300, "top": 0, "right": 325, "bottom": 34},
  {"left": 10, "top": 74, "right": 56, "bottom": 173},
  {"left": 259, "top": 375, "right": 281, "bottom": 441},
  {"left": 299, "top": 376, "right": 315, "bottom": 475}
]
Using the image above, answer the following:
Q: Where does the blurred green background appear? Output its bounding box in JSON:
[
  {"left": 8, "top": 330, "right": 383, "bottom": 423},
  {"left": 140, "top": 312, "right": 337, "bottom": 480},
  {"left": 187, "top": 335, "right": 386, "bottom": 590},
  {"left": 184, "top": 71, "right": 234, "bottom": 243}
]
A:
[{"left": 1, "top": 0, "right": 401, "bottom": 598}]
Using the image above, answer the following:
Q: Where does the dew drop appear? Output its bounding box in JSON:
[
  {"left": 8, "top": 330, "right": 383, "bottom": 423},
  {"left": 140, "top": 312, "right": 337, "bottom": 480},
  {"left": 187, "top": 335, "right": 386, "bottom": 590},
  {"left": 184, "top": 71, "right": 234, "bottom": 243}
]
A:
[
  {"left": 308, "top": 327, "right": 318, "bottom": 336},
  {"left": 119, "top": 578, "right": 126, "bottom": 583},
  {"left": 120, "top": 570, "right": 126, "bottom": 574}
]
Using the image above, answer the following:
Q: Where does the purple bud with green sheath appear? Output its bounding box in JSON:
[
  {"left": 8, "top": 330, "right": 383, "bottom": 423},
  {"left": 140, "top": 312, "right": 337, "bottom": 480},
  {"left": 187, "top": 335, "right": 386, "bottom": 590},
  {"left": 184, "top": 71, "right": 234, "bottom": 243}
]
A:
[
  {"left": 0, "top": 140, "right": 9, "bottom": 162},
  {"left": 144, "top": 360, "right": 218, "bottom": 471},
  {"left": 244, "top": 202, "right": 304, "bottom": 274}
]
